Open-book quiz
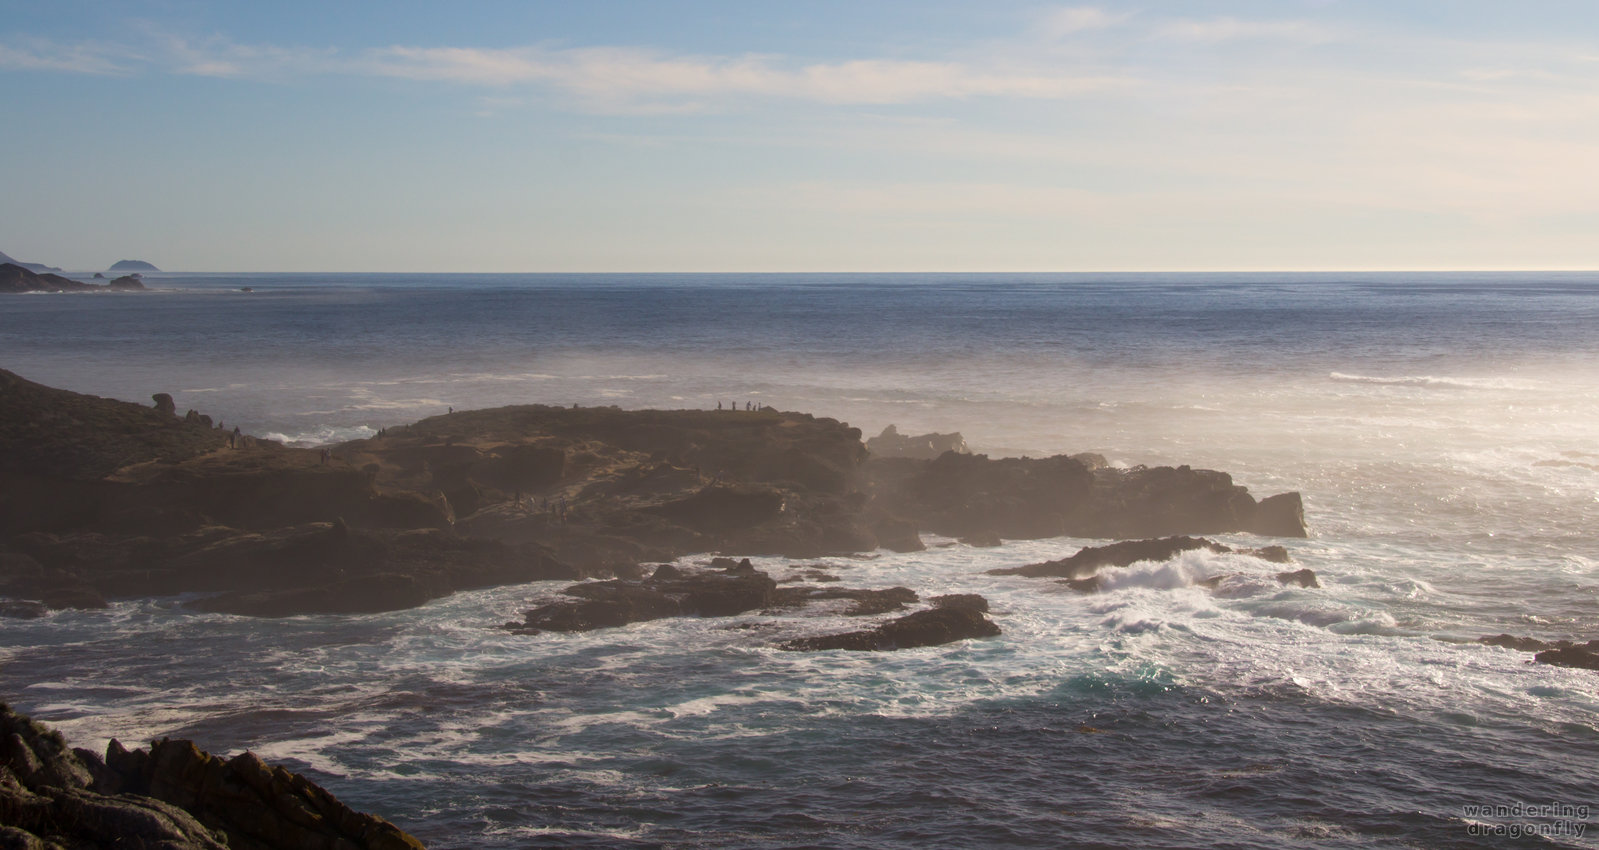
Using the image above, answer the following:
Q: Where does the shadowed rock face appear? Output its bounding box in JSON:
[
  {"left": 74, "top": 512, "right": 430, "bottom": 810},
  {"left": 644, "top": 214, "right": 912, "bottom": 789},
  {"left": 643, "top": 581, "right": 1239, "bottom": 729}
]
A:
[{"left": 0, "top": 702, "right": 425, "bottom": 849}]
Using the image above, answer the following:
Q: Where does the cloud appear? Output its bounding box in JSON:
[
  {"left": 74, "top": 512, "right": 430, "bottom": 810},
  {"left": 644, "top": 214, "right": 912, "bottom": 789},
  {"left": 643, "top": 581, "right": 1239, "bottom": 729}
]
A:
[
  {"left": 1152, "top": 17, "right": 1336, "bottom": 44},
  {"left": 361, "top": 45, "right": 1130, "bottom": 105},
  {"left": 0, "top": 38, "right": 136, "bottom": 75},
  {"left": 1037, "top": 7, "right": 1132, "bottom": 39}
]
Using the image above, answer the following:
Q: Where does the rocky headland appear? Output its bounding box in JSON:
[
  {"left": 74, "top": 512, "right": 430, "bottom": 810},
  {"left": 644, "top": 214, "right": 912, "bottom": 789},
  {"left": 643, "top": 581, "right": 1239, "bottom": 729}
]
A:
[{"left": 0, "top": 369, "right": 1307, "bottom": 619}]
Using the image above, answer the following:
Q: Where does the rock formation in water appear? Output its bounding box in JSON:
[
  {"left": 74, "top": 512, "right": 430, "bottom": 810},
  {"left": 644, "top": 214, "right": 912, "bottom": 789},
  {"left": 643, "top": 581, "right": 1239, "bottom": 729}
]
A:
[
  {"left": 0, "top": 702, "right": 425, "bottom": 849},
  {"left": 108, "top": 259, "right": 161, "bottom": 272},
  {"left": 0, "top": 262, "right": 146, "bottom": 293},
  {"left": 1478, "top": 634, "right": 1599, "bottom": 671},
  {"left": 987, "top": 535, "right": 1309, "bottom": 594},
  {"left": 989, "top": 536, "right": 1291, "bottom": 579},
  {"left": 0, "top": 370, "right": 1308, "bottom": 617}
]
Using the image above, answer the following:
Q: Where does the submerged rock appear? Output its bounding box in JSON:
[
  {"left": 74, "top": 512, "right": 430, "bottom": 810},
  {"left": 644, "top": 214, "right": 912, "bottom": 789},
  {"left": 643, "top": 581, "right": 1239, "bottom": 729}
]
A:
[
  {"left": 990, "top": 536, "right": 1291, "bottom": 579},
  {"left": 780, "top": 605, "right": 1001, "bottom": 651},
  {"left": 504, "top": 563, "right": 779, "bottom": 634}
]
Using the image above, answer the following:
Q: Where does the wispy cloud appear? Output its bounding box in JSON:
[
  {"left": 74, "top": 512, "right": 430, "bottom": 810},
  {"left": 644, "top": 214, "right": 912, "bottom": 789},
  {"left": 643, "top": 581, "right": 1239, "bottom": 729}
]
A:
[
  {"left": 1152, "top": 17, "right": 1337, "bottom": 44},
  {"left": 1037, "top": 6, "right": 1132, "bottom": 39},
  {"left": 0, "top": 32, "right": 1133, "bottom": 106},
  {"left": 0, "top": 37, "right": 138, "bottom": 75}
]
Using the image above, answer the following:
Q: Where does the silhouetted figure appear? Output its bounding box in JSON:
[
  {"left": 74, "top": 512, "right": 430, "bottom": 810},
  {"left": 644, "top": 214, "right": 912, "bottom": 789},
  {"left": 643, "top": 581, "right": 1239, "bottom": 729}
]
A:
[{"left": 717, "top": 401, "right": 722, "bottom": 410}]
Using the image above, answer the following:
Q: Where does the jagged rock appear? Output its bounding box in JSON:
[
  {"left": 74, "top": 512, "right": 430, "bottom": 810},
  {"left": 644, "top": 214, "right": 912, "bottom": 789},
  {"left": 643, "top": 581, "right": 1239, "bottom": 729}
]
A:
[
  {"left": 958, "top": 531, "right": 1003, "bottom": 548},
  {"left": 152, "top": 393, "right": 177, "bottom": 417},
  {"left": 866, "top": 424, "right": 969, "bottom": 460},
  {"left": 780, "top": 607, "right": 1000, "bottom": 651}
]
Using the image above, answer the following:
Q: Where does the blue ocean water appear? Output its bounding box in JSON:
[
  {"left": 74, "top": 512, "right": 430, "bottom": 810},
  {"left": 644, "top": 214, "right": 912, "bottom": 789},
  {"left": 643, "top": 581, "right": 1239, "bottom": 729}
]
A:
[{"left": 3, "top": 272, "right": 1598, "bottom": 847}]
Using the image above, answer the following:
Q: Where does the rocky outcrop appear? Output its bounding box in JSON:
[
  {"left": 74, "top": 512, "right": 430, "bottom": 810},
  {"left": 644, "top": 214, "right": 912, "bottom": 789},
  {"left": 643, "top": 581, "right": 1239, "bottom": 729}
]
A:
[
  {"left": 865, "top": 424, "right": 969, "bottom": 460},
  {"left": 109, "top": 260, "right": 161, "bottom": 272},
  {"left": 503, "top": 560, "right": 778, "bottom": 634},
  {"left": 1478, "top": 634, "right": 1599, "bottom": 671},
  {"left": 779, "top": 605, "right": 1001, "bottom": 651},
  {"left": 0, "top": 702, "right": 424, "bottom": 849},
  {"left": 989, "top": 536, "right": 1291, "bottom": 579}
]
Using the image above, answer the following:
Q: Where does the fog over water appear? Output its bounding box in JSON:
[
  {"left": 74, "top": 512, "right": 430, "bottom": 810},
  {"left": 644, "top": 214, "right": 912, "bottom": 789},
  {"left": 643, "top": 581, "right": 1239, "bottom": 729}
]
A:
[{"left": 4, "top": 272, "right": 1598, "bottom": 847}]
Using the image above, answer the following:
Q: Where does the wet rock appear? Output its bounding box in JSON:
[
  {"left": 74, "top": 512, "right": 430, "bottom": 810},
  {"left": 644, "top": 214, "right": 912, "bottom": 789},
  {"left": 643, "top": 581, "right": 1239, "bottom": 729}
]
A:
[
  {"left": 1274, "top": 568, "right": 1320, "bottom": 588},
  {"left": 780, "top": 607, "right": 1001, "bottom": 651},
  {"left": 958, "top": 531, "right": 1003, "bottom": 548},
  {"left": 1479, "top": 633, "right": 1557, "bottom": 653},
  {"left": 1535, "top": 645, "right": 1599, "bottom": 671}
]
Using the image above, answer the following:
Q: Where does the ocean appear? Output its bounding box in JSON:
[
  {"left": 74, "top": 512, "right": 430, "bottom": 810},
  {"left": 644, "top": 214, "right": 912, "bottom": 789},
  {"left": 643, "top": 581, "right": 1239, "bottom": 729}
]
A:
[{"left": 3, "top": 272, "right": 1597, "bottom": 848}]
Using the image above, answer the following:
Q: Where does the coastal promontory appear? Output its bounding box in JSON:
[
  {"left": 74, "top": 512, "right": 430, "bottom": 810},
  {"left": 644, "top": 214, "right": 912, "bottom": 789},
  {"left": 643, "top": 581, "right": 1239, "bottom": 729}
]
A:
[{"left": 0, "top": 370, "right": 1308, "bottom": 618}]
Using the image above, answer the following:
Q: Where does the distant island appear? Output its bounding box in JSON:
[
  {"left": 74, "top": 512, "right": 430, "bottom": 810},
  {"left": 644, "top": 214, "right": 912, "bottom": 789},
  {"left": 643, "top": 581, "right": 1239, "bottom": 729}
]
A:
[
  {"left": 0, "top": 263, "right": 146, "bottom": 293},
  {"left": 0, "top": 249, "right": 62, "bottom": 274},
  {"left": 108, "top": 259, "right": 160, "bottom": 272}
]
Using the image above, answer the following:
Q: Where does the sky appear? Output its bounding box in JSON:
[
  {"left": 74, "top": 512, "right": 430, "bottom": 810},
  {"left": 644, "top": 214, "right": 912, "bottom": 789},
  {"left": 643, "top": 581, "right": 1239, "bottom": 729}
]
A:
[{"left": 3, "top": 1, "right": 1599, "bottom": 272}]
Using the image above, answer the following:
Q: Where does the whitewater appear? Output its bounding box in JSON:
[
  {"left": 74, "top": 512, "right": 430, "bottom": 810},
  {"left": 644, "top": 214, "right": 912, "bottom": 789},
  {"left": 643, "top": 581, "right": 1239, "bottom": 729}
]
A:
[{"left": 3, "top": 272, "right": 1597, "bottom": 847}]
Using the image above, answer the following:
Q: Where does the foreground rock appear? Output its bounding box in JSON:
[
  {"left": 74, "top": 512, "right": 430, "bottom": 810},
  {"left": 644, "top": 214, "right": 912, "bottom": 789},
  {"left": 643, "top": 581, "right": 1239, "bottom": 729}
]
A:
[
  {"left": 0, "top": 702, "right": 424, "bottom": 849},
  {"left": 988, "top": 536, "right": 1291, "bottom": 579},
  {"left": 779, "top": 605, "right": 1001, "bottom": 651}
]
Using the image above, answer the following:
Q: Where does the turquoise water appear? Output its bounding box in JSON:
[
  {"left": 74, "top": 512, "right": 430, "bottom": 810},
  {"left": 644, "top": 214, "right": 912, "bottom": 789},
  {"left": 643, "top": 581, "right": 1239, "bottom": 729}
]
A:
[{"left": 3, "top": 273, "right": 1597, "bottom": 847}]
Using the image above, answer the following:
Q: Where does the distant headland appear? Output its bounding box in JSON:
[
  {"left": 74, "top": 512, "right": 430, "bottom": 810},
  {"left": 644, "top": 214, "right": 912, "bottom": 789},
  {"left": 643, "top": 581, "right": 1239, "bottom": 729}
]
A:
[
  {"left": 0, "top": 262, "right": 146, "bottom": 293},
  {"left": 108, "top": 259, "right": 160, "bottom": 272}
]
